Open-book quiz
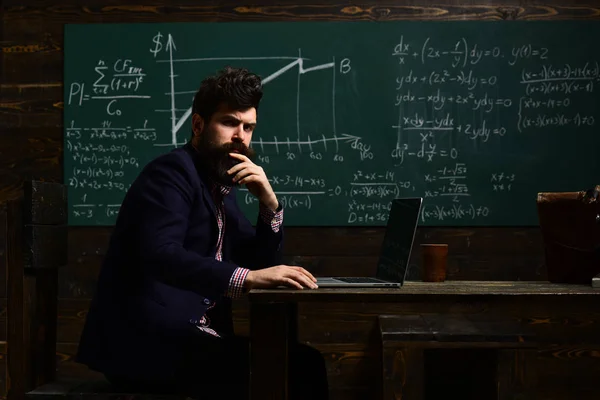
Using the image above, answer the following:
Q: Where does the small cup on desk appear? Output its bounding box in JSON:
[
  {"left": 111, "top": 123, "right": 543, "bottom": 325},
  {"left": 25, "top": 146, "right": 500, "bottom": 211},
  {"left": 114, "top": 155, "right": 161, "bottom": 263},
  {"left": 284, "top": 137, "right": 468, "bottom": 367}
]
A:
[{"left": 421, "top": 244, "right": 448, "bottom": 282}]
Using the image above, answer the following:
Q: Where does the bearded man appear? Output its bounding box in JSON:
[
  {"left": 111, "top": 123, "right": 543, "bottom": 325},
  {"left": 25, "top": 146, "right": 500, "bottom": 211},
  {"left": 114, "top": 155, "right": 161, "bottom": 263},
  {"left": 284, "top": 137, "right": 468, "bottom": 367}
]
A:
[{"left": 76, "top": 67, "right": 328, "bottom": 399}]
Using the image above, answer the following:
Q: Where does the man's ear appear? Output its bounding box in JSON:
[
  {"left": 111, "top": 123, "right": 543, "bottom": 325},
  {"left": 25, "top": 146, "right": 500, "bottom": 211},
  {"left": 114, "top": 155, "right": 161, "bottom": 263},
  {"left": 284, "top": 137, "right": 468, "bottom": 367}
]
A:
[{"left": 191, "top": 113, "right": 204, "bottom": 137}]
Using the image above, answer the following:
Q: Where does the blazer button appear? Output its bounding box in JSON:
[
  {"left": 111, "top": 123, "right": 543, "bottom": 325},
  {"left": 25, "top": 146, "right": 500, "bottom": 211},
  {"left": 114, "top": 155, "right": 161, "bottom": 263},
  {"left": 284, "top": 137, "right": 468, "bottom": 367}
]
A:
[{"left": 203, "top": 299, "right": 210, "bottom": 305}]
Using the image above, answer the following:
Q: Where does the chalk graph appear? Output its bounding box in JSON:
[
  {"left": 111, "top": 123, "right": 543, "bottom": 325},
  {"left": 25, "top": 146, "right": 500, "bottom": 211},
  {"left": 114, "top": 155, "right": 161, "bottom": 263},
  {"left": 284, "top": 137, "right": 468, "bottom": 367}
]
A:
[{"left": 149, "top": 33, "right": 360, "bottom": 152}]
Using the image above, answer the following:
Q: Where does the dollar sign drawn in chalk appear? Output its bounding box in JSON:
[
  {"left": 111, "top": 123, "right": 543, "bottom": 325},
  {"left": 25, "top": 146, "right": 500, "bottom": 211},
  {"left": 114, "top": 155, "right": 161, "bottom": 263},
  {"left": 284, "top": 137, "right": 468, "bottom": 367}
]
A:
[{"left": 150, "top": 32, "right": 163, "bottom": 57}]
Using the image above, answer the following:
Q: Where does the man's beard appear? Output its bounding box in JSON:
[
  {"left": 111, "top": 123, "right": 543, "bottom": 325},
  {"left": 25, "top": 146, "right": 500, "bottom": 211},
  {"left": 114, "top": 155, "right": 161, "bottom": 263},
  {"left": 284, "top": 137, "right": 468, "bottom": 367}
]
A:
[{"left": 197, "top": 134, "right": 256, "bottom": 186}]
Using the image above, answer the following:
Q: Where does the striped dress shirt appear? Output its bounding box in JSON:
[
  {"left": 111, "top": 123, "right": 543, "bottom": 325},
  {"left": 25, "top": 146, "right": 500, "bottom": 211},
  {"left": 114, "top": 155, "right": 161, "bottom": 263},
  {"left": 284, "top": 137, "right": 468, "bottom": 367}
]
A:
[{"left": 195, "top": 183, "right": 283, "bottom": 337}]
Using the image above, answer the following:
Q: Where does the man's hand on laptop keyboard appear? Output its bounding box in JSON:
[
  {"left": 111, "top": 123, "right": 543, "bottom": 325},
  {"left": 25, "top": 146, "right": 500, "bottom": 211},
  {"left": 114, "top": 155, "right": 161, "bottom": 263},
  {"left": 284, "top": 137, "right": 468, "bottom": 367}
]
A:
[{"left": 244, "top": 265, "right": 319, "bottom": 290}]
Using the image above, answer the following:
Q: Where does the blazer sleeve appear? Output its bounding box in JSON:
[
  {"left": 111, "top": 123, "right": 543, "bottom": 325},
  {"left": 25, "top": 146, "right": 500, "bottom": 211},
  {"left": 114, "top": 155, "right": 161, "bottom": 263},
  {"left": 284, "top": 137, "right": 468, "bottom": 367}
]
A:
[
  {"left": 135, "top": 155, "right": 238, "bottom": 297},
  {"left": 226, "top": 190, "right": 284, "bottom": 270}
]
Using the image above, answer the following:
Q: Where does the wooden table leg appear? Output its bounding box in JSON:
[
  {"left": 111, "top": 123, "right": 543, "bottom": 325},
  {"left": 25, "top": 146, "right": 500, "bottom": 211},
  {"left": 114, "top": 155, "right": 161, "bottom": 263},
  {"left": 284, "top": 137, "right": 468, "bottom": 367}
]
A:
[
  {"left": 382, "top": 345, "right": 424, "bottom": 400},
  {"left": 249, "top": 302, "right": 296, "bottom": 400},
  {"left": 497, "top": 349, "right": 537, "bottom": 400}
]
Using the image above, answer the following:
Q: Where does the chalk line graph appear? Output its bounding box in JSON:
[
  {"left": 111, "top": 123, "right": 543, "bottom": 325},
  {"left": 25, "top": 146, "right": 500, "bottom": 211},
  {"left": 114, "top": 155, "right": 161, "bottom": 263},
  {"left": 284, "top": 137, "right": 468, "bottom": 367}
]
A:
[{"left": 152, "top": 33, "right": 361, "bottom": 153}]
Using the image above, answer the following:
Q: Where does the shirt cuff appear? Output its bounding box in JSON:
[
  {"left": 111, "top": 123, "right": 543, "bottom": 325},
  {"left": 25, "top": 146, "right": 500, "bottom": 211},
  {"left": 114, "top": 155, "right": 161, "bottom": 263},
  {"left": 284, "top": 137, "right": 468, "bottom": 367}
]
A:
[
  {"left": 226, "top": 267, "right": 250, "bottom": 299},
  {"left": 259, "top": 202, "right": 284, "bottom": 233}
]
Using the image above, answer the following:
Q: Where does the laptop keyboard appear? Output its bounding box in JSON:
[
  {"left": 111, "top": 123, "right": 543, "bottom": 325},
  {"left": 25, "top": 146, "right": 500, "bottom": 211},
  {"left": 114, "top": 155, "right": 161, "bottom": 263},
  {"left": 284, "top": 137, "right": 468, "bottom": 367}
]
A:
[{"left": 335, "top": 277, "right": 386, "bottom": 283}]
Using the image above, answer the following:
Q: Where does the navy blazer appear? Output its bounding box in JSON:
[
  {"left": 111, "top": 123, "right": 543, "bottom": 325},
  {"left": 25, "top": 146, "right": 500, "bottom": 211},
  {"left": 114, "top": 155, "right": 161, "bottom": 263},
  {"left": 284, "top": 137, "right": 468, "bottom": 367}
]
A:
[{"left": 76, "top": 142, "right": 284, "bottom": 381}]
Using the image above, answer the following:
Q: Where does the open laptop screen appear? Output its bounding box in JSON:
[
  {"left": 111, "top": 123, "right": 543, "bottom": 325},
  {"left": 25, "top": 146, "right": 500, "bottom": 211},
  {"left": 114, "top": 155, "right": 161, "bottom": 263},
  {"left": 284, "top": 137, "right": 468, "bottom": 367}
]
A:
[{"left": 375, "top": 198, "right": 422, "bottom": 284}]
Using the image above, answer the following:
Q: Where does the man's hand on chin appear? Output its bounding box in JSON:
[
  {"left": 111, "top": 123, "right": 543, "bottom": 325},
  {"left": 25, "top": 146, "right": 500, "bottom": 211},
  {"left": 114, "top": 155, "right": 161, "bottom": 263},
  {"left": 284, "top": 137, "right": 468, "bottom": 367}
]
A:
[{"left": 227, "top": 152, "right": 278, "bottom": 211}]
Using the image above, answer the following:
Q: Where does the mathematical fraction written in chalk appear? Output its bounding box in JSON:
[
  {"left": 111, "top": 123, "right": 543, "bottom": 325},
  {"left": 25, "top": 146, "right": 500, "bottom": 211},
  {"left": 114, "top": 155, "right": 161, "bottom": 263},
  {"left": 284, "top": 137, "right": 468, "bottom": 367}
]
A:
[{"left": 392, "top": 35, "right": 549, "bottom": 67}]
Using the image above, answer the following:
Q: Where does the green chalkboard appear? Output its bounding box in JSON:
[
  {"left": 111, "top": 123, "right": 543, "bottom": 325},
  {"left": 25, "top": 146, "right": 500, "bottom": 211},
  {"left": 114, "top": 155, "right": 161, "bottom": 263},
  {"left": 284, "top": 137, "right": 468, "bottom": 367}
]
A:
[{"left": 64, "top": 21, "right": 600, "bottom": 226}]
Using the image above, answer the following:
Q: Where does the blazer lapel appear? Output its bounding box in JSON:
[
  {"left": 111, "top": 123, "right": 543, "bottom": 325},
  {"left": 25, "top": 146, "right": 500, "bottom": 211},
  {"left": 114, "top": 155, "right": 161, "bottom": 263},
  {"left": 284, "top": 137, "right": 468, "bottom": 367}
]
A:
[
  {"left": 201, "top": 183, "right": 218, "bottom": 222},
  {"left": 182, "top": 142, "right": 218, "bottom": 222}
]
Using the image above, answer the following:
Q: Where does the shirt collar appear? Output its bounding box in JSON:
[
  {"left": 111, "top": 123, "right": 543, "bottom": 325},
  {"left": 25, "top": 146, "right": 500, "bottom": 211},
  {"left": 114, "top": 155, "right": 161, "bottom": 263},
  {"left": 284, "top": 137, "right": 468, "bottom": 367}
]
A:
[{"left": 210, "top": 179, "right": 232, "bottom": 199}]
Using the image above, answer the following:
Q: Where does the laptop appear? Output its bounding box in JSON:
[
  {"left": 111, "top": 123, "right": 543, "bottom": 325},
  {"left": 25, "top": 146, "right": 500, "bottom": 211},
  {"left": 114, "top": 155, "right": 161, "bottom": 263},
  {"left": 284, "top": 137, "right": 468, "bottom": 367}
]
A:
[{"left": 316, "top": 197, "right": 423, "bottom": 288}]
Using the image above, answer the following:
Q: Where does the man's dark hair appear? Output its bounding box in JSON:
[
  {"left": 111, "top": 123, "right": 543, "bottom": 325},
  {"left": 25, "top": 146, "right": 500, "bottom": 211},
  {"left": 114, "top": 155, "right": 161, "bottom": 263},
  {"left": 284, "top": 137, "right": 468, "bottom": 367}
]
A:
[{"left": 191, "top": 67, "right": 263, "bottom": 137}]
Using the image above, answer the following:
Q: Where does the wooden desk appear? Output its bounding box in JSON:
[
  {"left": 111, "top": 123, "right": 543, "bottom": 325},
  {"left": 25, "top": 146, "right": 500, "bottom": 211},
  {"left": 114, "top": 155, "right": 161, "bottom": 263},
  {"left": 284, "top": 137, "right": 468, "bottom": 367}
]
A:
[{"left": 248, "top": 281, "right": 600, "bottom": 400}]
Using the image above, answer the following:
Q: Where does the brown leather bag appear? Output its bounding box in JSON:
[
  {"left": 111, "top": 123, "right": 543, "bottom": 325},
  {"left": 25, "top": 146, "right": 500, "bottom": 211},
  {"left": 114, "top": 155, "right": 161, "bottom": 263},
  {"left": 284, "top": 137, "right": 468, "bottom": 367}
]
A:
[{"left": 537, "top": 185, "right": 600, "bottom": 284}]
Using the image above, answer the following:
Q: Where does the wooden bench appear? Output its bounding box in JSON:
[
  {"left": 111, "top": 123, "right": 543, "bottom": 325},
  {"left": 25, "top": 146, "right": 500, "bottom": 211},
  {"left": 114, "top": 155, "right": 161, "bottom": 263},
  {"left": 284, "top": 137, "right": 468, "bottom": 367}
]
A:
[
  {"left": 379, "top": 313, "right": 537, "bottom": 400},
  {"left": 5, "top": 180, "right": 184, "bottom": 400}
]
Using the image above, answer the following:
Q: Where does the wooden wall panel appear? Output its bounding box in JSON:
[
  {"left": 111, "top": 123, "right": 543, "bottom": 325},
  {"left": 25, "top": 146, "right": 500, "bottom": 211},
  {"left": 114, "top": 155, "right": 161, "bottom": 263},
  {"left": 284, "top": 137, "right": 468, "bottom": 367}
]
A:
[
  {"left": 0, "top": 343, "right": 6, "bottom": 399},
  {"left": 2, "top": 1, "right": 600, "bottom": 399},
  {"left": 0, "top": 208, "right": 7, "bottom": 299}
]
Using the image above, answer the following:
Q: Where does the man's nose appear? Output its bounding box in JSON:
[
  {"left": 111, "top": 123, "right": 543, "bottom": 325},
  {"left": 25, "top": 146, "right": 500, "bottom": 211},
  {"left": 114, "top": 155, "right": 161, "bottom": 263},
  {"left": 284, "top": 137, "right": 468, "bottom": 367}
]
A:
[{"left": 232, "top": 125, "right": 246, "bottom": 142}]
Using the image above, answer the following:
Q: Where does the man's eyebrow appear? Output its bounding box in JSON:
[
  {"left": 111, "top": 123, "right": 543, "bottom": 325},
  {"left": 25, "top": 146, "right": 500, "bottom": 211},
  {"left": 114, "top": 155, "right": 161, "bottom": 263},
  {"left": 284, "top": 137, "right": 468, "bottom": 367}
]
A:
[{"left": 221, "top": 115, "right": 256, "bottom": 126}]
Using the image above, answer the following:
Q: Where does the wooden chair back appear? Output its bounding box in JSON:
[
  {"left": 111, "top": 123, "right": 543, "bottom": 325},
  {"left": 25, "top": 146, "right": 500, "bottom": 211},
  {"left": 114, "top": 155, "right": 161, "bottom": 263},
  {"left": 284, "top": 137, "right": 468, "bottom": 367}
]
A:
[{"left": 6, "top": 180, "right": 67, "bottom": 400}]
